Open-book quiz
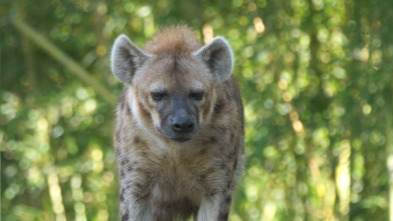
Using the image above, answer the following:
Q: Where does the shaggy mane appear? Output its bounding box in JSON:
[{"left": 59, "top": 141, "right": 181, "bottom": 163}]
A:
[{"left": 144, "top": 25, "right": 202, "bottom": 55}]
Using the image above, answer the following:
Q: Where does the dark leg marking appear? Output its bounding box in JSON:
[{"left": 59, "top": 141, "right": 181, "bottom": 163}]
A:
[
  {"left": 218, "top": 212, "right": 229, "bottom": 221},
  {"left": 120, "top": 188, "right": 125, "bottom": 202},
  {"left": 229, "top": 133, "right": 234, "bottom": 143},
  {"left": 126, "top": 104, "right": 132, "bottom": 115},
  {"left": 233, "top": 157, "right": 238, "bottom": 171},
  {"left": 134, "top": 136, "right": 141, "bottom": 144},
  {"left": 225, "top": 195, "right": 232, "bottom": 204},
  {"left": 121, "top": 213, "right": 129, "bottom": 221},
  {"left": 128, "top": 165, "right": 134, "bottom": 171},
  {"left": 121, "top": 158, "right": 129, "bottom": 166}
]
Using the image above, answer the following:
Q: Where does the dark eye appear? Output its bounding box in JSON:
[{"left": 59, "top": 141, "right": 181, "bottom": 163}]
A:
[
  {"left": 190, "top": 91, "right": 204, "bottom": 101},
  {"left": 151, "top": 91, "right": 168, "bottom": 101}
]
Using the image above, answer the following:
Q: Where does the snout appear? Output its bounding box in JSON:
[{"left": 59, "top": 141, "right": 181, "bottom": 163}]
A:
[
  {"left": 169, "top": 113, "right": 195, "bottom": 133},
  {"left": 156, "top": 96, "right": 199, "bottom": 143},
  {"left": 162, "top": 109, "right": 198, "bottom": 142}
]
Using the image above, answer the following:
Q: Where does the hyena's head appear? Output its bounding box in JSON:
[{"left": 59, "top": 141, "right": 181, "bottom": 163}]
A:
[{"left": 111, "top": 26, "right": 233, "bottom": 143}]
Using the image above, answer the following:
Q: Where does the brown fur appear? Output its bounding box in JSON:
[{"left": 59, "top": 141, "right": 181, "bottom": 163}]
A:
[
  {"left": 112, "top": 25, "right": 244, "bottom": 221},
  {"left": 145, "top": 25, "right": 202, "bottom": 55}
]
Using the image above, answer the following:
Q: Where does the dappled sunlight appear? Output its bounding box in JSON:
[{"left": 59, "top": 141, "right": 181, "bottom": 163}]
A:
[
  {"left": 335, "top": 140, "right": 351, "bottom": 218},
  {"left": 253, "top": 17, "right": 265, "bottom": 35},
  {"left": 2, "top": 0, "right": 392, "bottom": 220},
  {"left": 389, "top": 155, "right": 393, "bottom": 221},
  {"left": 261, "top": 201, "right": 277, "bottom": 221},
  {"left": 48, "top": 172, "right": 66, "bottom": 221},
  {"left": 203, "top": 24, "right": 214, "bottom": 44}
]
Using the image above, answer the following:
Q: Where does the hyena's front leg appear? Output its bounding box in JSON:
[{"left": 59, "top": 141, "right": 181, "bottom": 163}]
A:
[
  {"left": 119, "top": 186, "right": 152, "bottom": 221},
  {"left": 118, "top": 161, "right": 152, "bottom": 221},
  {"left": 197, "top": 193, "right": 232, "bottom": 221}
]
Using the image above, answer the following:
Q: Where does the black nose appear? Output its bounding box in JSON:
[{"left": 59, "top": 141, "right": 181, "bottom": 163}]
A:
[{"left": 169, "top": 113, "right": 195, "bottom": 133}]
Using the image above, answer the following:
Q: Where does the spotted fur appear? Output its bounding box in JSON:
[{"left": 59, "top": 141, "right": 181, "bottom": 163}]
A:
[{"left": 111, "top": 25, "right": 244, "bottom": 221}]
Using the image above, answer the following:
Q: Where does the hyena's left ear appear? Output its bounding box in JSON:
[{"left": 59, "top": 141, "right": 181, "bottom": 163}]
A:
[
  {"left": 111, "top": 34, "right": 151, "bottom": 84},
  {"left": 193, "top": 37, "right": 234, "bottom": 83}
]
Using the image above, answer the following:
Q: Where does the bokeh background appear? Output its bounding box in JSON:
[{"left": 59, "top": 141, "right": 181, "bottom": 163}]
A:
[{"left": 1, "top": 0, "right": 392, "bottom": 220}]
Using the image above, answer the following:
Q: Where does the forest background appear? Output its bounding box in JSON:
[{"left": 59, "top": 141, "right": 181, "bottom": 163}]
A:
[{"left": 1, "top": 0, "right": 392, "bottom": 220}]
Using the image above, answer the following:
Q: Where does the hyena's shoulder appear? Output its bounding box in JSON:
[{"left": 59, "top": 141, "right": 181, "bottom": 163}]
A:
[{"left": 213, "top": 77, "right": 244, "bottom": 130}]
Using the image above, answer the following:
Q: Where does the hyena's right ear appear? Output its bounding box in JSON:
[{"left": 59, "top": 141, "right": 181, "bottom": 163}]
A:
[{"left": 111, "top": 34, "right": 150, "bottom": 84}]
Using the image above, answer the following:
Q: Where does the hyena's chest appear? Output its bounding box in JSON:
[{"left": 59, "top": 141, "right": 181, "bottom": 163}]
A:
[
  {"left": 141, "top": 154, "right": 209, "bottom": 210},
  {"left": 154, "top": 164, "right": 200, "bottom": 193},
  {"left": 124, "top": 132, "right": 228, "bottom": 195}
]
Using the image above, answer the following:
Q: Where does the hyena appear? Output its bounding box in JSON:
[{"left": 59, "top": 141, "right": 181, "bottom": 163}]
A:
[{"left": 111, "top": 25, "right": 244, "bottom": 221}]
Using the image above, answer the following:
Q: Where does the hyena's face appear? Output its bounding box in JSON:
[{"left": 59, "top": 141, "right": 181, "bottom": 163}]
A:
[
  {"left": 133, "top": 56, "right": 214, "bottom": 142},
  {"left": 111, "top": 33, "right": 233, "bottom": 143}
]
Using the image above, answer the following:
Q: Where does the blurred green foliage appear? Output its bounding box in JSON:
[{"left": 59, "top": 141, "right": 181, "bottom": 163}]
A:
[{"left": 1, "top": 0, "right": 393, "bottom": 220}]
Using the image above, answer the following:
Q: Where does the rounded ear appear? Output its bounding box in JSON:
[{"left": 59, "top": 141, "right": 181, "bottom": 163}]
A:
[
  {"left": 111, "top": 34, "right": 150, "bottom": 84},
  {"left": 193, "top": 37, "right": 234, "bottom": 83}
]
